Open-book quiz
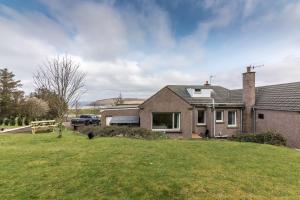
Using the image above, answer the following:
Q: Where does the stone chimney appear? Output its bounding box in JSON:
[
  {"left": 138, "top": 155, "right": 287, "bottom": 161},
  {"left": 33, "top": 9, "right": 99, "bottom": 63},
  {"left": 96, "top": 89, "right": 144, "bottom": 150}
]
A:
[
  {"left": 204, "top": 81, "right": 210, "bottom": 86},
  {"left": 242, "top": 66, "right": 256, "bottom": 133}
]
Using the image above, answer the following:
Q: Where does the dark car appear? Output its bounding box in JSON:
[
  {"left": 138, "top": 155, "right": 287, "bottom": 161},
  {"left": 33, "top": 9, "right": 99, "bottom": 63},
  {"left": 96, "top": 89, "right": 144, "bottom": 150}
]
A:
[{"left": 71, "top": 114, "right": 100, "bottom": 127}]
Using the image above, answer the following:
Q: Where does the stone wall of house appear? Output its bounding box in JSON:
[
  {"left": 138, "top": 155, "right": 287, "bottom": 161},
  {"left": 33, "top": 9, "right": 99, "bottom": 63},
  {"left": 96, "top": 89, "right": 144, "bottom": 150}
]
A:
[
  {"left": 139, "top": 87, "right": 193, "bottom": 138},
  {"left": 255, "top": 109, "right": 300, "bottom": 148},
  {"left": 100, "top": 108, "right": 139, "bottom": 127},
  {"left": 193, "top": 108, "right": 242, "bottom": 137}
]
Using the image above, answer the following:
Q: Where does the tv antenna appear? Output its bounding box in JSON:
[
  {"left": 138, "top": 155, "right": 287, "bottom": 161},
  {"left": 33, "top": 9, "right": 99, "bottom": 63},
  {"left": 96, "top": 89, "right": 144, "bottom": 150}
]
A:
[
  {"left": 249, "top": 64, "right": 264, "bottom": 70},
  {"left": 209, "top": 75, "right": 215, "bottom": 85}
]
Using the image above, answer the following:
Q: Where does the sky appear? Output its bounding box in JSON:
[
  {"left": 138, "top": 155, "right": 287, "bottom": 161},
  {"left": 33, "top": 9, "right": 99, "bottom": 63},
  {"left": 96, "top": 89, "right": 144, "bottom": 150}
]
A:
[{"left": 0, "top": 0, "right": 300, "bottom": 101}]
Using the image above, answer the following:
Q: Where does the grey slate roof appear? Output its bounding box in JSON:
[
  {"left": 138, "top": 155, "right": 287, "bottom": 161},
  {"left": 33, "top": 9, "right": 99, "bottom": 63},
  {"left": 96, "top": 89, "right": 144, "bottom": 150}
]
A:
[
  {"left": 167, "top": 82, "right": 300, "bottom": 111},
  {"left": 167, "top": 85, "right": 243, "bottom": 106},
  {"left": 254, "top": 82, "right": 300, "bottom": 111}
]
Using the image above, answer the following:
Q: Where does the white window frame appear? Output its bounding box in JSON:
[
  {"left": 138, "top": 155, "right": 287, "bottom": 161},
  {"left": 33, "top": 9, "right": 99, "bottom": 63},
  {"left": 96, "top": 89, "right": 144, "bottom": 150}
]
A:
[
  {"left": 197, "top": 110, "right": 206, "bottom": 125},
  {"left": 227, "top": 110, "right": 237, "bottom": 127},
  {"left": 151, "top": 112, "right": 181, "bottom": 131},
  {"left": 216, "top": 110, "right": 224, "bottom": 123}
]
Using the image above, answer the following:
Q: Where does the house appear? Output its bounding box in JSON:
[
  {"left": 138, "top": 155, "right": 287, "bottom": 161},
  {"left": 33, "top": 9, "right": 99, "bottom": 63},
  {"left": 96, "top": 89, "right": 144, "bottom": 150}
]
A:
[
  {"left": 98, "top": 98, "right": 144, "bottom": 126},
  {"left": 101, "top": 105, "right": 140, "bottom": 126},
  {"left": 139, "top": 82, "right": 244, "bottom": 139},
  {"left": 103, "top": 67, "right": 300, "bottom": 148}
]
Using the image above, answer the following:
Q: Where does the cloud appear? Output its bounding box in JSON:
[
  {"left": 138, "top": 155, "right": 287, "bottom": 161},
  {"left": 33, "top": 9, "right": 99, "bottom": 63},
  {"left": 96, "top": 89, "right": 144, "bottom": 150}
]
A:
[
  {"left": 257, "top": 56, "right": 300, "bottom": 86},
  {"left": 243, "top": 0, "right": 259, "bottom": 18},
  {"left": 0, "top": 0, "right": 300, "bottom": 101}
]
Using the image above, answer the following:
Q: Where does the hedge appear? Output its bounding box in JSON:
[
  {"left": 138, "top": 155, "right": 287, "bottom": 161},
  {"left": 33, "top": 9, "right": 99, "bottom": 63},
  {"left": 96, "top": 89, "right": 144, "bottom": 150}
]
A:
[
  {"left": 79, "top": 126, "right": 168, "bottom": 140},
  {"left": 230, "top": 131, "right": 286, "bottom": 146}
]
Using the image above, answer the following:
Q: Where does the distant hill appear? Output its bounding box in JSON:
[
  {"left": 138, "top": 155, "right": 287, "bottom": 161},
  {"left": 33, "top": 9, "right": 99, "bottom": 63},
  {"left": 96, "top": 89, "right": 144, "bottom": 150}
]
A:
[{"left": 89, "top": 98, "right": 145, "bottom": 107}]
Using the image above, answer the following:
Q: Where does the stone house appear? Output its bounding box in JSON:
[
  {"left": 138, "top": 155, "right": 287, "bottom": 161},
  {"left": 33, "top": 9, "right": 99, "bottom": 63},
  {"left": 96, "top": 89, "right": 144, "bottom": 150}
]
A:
[{"left": 102, "top": 67, "right": 300, "bottom": 148}]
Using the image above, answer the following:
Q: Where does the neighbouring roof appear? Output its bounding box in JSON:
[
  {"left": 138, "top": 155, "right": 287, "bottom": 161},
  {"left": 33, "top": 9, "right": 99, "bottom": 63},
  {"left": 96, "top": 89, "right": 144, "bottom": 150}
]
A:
[
  {"left": 90, "top": 98, "right": 145, "bottom": 107},
  {"left": 110, "top": 116, "right": 139, "bottom": 124},
  {"left": 254, "top": 82, "right": 300, "bottom": 112},
  {"left": 167, "top": 82, "right": 300, "bottom": 112},
  {"left": 100, "top": 105, "right": 140, "bottom": 111},
  {"left": 167, "top": 85, "right": 244, "bottom": 106}
]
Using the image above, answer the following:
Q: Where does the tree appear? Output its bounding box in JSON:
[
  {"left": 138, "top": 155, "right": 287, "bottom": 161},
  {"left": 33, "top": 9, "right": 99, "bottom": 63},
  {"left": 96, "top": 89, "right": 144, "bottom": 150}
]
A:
[
  {"left": 0, "top": 68, "right": 24, "bottom": 117},
  {"left": 114, "top": 92, "right": 124, "bottom": 106},
  {"left": 22, "top": 97, "right": 49, "bottom": 120},
  {"left": 33, "top": 55, "right": 86, "bottom": 137},
  {"left": 30, "top": 87, "right": 67, "bottom": 119}
]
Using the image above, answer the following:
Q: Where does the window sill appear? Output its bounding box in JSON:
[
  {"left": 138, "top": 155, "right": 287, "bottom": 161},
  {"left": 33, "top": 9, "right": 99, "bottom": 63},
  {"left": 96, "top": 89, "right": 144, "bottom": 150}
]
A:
[
  {"left": 227, "top": 125, "right": 238, "bottom": 129},
  {"left": 152, "top": 129, "right": 181, "bottom": 133},
  {"left": 197, "top": 123, "right": 206, "bottom": 126},
  {"left": 216, "top": 121, "right": 224, "bottom": 124}
]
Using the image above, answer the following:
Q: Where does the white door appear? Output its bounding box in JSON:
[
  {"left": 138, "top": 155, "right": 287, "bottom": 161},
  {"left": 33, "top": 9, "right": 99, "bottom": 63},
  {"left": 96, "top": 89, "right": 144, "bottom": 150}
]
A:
[{"left": 106, "top": 117, "right": 112, "bottom": 126}]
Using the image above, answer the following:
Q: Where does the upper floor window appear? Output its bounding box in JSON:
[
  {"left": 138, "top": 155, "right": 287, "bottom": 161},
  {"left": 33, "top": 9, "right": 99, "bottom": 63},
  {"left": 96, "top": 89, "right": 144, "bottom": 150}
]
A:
[
  {"left": 194, "top": 88, "right": 201, "bottom": 93},
  {"left": 228, "top": 111, "right": 237, "bottom": 127},
  {"left": 197, "top": 110, "right": 206, "bottom": 125},
  {"left": 187, "top": 88, "right": 213, "bottom": 98}
]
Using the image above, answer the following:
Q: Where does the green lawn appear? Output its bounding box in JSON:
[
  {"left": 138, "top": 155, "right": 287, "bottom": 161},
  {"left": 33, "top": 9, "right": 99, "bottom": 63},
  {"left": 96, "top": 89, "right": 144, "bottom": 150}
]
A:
[{"left": 0, "top": 131, "right": 300, "bottom": 199}]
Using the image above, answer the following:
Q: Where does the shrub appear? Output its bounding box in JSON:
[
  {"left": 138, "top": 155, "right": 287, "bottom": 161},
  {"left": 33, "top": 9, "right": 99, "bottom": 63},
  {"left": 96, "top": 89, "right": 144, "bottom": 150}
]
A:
[
  {"left": 17, "top": 117, "right": 23, "bottom": 126},
  {"left": 4, "top": 118, "right": 10, "bottom": 126},
  {"left": 10, "top": 117, "right": 16, "bottom": 126},
  {"left": 24, "top": 118, "right": 30, "bottom": 126},
  {"left": 230, "top": 131, "right": 286, "bottom": 146},
  {"left": 79, "top": 126, "right": 168, "bottom": 140},
  {"left": 0, "top": 118, "right": 3, "bottom": 126}
]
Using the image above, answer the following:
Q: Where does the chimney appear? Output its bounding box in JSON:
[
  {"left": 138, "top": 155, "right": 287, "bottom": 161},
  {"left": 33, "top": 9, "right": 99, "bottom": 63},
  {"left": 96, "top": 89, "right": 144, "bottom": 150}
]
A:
[
  {"left": 242, "top": 66, "right": 256, "bottom": 133},
  {"left": 204, "top": 80, "right": 210, "bottom": 86}
]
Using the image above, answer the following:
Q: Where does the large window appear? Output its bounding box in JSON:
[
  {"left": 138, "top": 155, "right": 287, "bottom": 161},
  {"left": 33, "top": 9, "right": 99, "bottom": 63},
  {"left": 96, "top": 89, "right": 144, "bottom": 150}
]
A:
[
  {"left": 197, "top": 110, "right": 206, "bottom": 125},
  {"left": 152, "top": 112, "right": 180, "bottom": 130},
  {"left": 228, "top": 111, "right": 237, "bottom": 127},
  {"left": 216, "top": 111, "right": 224, "bottom": 122}
]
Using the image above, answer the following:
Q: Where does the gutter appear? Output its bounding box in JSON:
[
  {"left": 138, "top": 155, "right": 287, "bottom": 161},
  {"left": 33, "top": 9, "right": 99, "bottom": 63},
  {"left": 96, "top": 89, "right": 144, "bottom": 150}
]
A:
[
  {"left": 100, "top": 107, "right": 140, "bottom": 111},
  {"left": 194, "top": 103, "right": 244, "bottom": 105}
]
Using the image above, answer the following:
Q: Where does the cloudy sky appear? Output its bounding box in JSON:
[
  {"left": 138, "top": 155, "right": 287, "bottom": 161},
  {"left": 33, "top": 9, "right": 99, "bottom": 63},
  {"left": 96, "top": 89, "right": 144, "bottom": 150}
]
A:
[{"left": 1, "top": 0, "right": 300, "bottom": 101}]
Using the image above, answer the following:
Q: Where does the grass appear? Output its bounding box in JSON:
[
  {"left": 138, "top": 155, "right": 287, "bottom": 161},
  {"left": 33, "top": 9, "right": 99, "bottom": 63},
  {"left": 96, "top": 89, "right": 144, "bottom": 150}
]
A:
[{"left": 0, "top": 131, "right": 300, "bottom": 199}]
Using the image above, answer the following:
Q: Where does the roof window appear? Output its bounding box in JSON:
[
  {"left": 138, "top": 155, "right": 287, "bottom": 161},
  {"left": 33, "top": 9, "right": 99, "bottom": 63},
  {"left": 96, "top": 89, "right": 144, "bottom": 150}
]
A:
[{"left": 187, "top": 88, "right": 213, "bottom": 98}]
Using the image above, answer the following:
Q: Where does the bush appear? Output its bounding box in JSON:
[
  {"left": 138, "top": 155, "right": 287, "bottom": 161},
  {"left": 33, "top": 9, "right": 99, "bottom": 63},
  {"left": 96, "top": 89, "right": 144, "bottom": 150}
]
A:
[
  {"left": 10, "top": 117, "right": 16, "bottom": 126},
  {"left": 17, "top": 117, "right": 23, "bottom": 126},
  {"left": 4, "top": 118, "right": 10, "bottom": 126},
  {"left": 79, "top": 126, "right": 168, "bottom": 140},
  {"left": 24, "top": 118, "right": 30, "bottom": 126},
  {"left": 0, "top": 118, "right": 3, "bottom": 126},
  {"left": 230, "top": 131, "right": 286, "bottom": 146}
]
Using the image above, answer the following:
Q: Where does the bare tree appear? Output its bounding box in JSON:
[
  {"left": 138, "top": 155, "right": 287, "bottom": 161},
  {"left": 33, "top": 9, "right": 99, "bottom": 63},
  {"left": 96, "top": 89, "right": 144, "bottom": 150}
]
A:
[
  {"left": 114, "top": 92, "right": 124, "bottom": 106},
  {"left": 33, "top": 55, "right": 86, "bottom": 137}
]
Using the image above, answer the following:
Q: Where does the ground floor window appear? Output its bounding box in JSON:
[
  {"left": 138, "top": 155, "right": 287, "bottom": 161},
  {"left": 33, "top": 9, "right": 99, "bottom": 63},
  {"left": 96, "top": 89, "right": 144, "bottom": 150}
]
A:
[
  {"left": 152, "top": 112, "right": 180, "bottom": 130},
  {"left": 228, "top": 111, "right": 237, "bottom": 127},
  {"left": 197, "top": 110, "right": 206, "bottom": 125},
  {"left": 216, "top": 110, "right": 224, "bottom": 122}
]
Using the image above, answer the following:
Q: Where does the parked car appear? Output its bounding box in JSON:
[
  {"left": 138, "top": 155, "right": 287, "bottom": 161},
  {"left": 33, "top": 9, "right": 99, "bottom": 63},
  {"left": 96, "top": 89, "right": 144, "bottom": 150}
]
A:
[{"left": 71, "top": 114, "right": 100, "bottom": 127}]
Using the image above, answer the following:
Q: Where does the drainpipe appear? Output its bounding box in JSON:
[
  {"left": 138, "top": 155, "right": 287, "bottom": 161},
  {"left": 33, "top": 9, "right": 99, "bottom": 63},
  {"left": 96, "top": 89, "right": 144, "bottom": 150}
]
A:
[
  {"left": 240, "top": 109, "right": 243, "bottom": 134},
  {"left": 212, "top": 98, "right": 216, "bottom": 137},
  {"left": 253, "top": 107, "right": 256, "bottom": 134}
]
